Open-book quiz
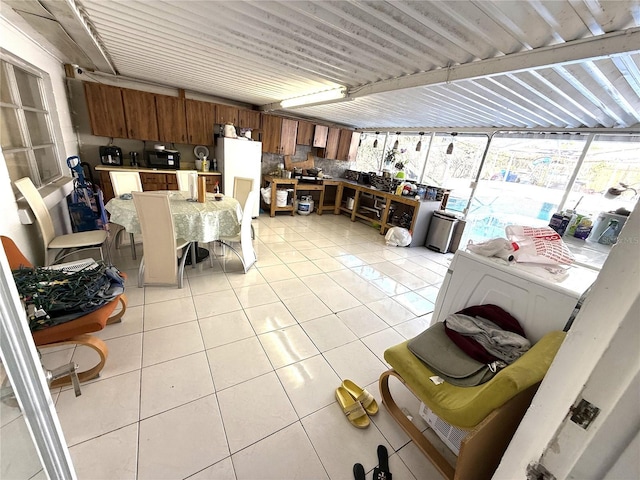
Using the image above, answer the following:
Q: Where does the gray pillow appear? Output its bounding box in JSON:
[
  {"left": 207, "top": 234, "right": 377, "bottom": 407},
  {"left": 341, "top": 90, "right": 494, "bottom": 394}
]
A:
[{"left": 407, "top": 322, "right": 495, "bottom": 386}]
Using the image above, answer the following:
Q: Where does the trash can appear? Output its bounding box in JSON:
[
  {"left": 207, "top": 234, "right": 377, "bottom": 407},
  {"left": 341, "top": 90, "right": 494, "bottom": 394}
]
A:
[
  {"left": 426, "top": 210, "right": 459, "bottom": 253},
  {"left": 448, "top": 219, "right": 466, "bottom": 253}
]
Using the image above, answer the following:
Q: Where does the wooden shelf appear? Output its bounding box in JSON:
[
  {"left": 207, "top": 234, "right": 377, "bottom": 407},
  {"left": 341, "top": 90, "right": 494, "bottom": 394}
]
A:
[
  {"left": 335, "top": 181, "right": 444, "bottom": 246},
  {"left": 262, "top": 175, "right": 297, "bottom": 217}
]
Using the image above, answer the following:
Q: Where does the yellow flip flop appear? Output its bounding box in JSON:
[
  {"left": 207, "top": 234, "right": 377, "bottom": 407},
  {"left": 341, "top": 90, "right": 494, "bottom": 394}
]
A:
[
  {"left": 342, "top": 379, "right": 379, "bottom": 416},
  {"left": 335, "top": 386, "right": 370, "bottom": 428}
]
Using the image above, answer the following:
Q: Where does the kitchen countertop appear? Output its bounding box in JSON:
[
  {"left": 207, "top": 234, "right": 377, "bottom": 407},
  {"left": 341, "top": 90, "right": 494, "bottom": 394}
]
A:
[
  {"left": 563, "top": 234, "right": 611, "bottom": 270},
  {"left": 95, "top": 165, "right": 221, "bottom": 175},
  {"left": 339, "top": 178, "right": 448, "bottom": 206}
]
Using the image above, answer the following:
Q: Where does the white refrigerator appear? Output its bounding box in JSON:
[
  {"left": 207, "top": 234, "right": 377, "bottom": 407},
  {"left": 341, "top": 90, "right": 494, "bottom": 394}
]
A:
[{"left": 215, "top": 137, "right": 262, "bottom": 217}]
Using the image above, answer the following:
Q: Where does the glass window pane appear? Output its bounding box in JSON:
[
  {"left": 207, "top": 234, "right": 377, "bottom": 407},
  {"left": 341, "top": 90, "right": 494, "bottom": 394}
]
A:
[
  {"left": 423, "top": 134, "right": 487, "bottom": 214},
  {"left": 1, "top": 106, "right": 25, "bottom": 148},
  {"left": 382, "top": 134, "right": 429, "bottom": 181},
  {"left": 34, "top": 146, "right": 60, "bottom": 183},
  {"left": 354, "top": 133, "right": 385, "bottom": 172},
  {"left": 567, "top": 134, "right": 640, "bottom": 218},
  {"left": 461, "top": 133, "right": 587, "bottom": 244},
  {"left": 24, "top": 111, "right": 52, "bottom": 144},
  {"left": 1, "top": 62, "right": 14, "bottom": 104},
  {"left": 4, "top": 151, "right": 32, "bottom": 183},
  {"left": 14, "top": 67, "right": 44, "bottom": 109}
]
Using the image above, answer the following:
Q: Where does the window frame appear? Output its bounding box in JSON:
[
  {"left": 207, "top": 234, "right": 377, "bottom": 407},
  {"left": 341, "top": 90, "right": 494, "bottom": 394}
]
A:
[{"left": 1, "top": 49, "right": 64, "bottom": 189}]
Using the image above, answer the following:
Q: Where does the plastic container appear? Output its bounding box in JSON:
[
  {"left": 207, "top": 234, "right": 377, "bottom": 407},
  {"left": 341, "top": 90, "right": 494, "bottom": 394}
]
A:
[
  {"left": 549, "top": 212, "right": 570, "bottom": 236},
  {"left": 346, "top": 197, "right": 355, "bottom": 210},
  {"left": 276, "top": 190, "right": 288, "bottom": 207}
]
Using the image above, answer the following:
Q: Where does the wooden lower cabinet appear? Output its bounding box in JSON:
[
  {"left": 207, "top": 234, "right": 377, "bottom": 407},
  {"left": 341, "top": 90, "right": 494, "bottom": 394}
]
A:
[
  {"left": 97, "top": 168, "right": 221, "bottom": 203},
  {"left": 98, "top": 172, "right": 115, "bottom": 202}
]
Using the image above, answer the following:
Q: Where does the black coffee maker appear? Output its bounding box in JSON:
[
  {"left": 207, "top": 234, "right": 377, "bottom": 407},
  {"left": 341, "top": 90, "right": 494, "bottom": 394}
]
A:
[{"left": 99, "top": 146, "right": 123, "bottom": 165}]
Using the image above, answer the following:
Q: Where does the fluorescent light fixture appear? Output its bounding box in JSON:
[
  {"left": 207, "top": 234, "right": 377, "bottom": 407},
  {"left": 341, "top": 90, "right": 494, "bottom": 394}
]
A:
[{"left": 280, "top": 88, "right": 347, "bottom": 108}]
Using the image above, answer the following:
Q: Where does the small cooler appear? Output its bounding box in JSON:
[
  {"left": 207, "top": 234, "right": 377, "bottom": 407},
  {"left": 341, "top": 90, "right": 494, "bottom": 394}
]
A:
[{"left": 426, "top": 210, "right": 459, "bottom": 253}]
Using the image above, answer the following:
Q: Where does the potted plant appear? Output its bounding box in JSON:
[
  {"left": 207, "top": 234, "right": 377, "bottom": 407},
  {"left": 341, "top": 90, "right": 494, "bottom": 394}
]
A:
[{"left": 384, "top": 148, "right": 407, "bottom": 178}]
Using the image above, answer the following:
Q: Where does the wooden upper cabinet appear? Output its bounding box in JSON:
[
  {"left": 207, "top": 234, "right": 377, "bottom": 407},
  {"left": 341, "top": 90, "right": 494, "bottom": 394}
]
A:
[
  {"left": 297, "top": 121, "right": 314, "bottom": 146},
  {"left": 261, "top": 115, "right": 298, "bottom": 155},
  {"left": 280, "top": 118, "right": 298, "bottom": 155},
  {"left": 261, "top": 114, "right": 281, "bottom": 154},
  {"left": 238, "top": 109, "right": 261, "bottom": 130},
  {"left": 319, "top": 127, "right": 340, "bottom": 159},
  {"left": 313, "top": 125, "right": 329, "bottom": 148},
  {"left": 84, "top": 82, "right": 127, "bottom": 138},
  {"left": 185, "top": 99, "right": 215, "bottom": 145},
  {"left": 336, "top": 130, "right": 360, "bottom": 161},
  {"left": 155, "top": 95, "right": 187, "bottom": 144},
  {"left": 121, "top": 88, "right": 159, "bottom": 141},
  {"left": 215, "top": 104, "right": 239, "bottom": 125}
]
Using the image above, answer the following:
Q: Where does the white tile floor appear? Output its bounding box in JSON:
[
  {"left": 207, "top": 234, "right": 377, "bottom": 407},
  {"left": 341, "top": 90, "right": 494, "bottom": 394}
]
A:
[{"left": 45, "top": 212, "right": 458, "bottom": 479}]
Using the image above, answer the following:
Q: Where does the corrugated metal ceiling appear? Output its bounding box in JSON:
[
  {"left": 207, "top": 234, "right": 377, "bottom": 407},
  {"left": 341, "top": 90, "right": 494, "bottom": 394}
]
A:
[{"left": 9, "top": 0, "right": 640, "bottom": 130}]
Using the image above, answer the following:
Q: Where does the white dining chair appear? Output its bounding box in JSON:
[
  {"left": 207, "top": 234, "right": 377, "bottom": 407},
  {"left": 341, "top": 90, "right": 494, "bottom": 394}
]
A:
[
  {"left": 176, "top": 170, "right": 198, "bottom": 192},
  {"left": 109, "top": 171, "right": 143, "bottom": 259},
  {"left": 132, "top": 191, "right": 192, "bottom": 288},
  {"left": 14, "top": 177, "right": 109, "bottom": 266},
  {"left": 233, "top": 176, "right": 255, "bottom": 238},
  {"left": 217, "top": 190, "right": 258, "bottom": 273}
]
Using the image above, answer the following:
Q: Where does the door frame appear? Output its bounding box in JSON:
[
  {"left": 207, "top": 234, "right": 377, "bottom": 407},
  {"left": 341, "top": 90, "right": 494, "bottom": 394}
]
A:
[{"left": 0, "top": 248, "right": 76, "bottom": 479}]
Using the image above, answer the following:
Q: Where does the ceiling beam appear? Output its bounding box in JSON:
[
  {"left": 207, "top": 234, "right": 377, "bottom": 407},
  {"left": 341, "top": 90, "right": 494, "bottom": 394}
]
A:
[
  {"left": 350, "top": 27, "right": 640, "bottom": 98},
  {"left": 40, "top": 0, "right": 116, "bottom": 74}
]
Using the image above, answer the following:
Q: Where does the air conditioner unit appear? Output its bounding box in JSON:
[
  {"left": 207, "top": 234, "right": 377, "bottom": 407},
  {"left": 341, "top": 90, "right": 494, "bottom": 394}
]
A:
[{"left": 419, "top": 403, "right": 467, "bottom": 456}]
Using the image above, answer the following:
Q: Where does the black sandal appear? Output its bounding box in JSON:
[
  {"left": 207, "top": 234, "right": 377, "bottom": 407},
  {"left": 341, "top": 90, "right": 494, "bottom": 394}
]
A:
[
  {"left": 373, "top": 445, "right": 392, "bottom": 480},
  {"left": 353, "top": 462, "right": 366, "bottom": 480}
]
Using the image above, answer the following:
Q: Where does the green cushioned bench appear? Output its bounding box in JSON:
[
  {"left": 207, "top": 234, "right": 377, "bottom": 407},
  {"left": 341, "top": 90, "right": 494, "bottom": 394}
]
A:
[{"left": 380, "top": 330, "right": 566, "bottom": 480}]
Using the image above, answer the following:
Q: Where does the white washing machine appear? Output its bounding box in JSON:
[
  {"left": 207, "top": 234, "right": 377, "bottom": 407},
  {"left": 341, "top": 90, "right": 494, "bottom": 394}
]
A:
[{"left": 431, "top": 250, "right": 599, "bottom": 342}]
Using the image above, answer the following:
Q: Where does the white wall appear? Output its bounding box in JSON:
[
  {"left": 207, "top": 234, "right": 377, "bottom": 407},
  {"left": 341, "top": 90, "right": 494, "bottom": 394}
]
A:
[
  {"left": 495, "top": 201, "right": 640, "bottom": 478},
  {"left": 0, "top": 15, "right": 79, "bottom": 263}
]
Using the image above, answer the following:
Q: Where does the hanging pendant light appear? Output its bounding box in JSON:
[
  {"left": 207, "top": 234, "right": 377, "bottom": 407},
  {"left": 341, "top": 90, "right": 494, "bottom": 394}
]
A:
[
  {"left": 416, "top": 132, "right": 424, "bottom": 152},
  {"left": 393, "top": 132, "right": 400, "bottom": 150},
  {"left": 373, "top": 132, "right": 380, "bottom": 148},
  {"left": 446, "top": 132, "right": 457, "bottom": 155}
]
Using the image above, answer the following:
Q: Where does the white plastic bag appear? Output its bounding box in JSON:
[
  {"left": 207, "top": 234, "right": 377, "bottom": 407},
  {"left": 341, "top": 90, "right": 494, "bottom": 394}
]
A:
[
  {"left": 260, "top": 187, "right": 271, "bottom": 205},
  {"left": 385, "top": 227, "right": 412, "bottom": 247},
  {"left": 505, "top": 225, "right": 574, "bottom": 265}
]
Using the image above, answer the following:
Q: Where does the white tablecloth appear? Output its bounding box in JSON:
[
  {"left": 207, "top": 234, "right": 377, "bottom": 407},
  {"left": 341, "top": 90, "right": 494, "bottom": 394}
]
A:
[{"left": 105, "top": 191, "right": 242, "bottom": 243}]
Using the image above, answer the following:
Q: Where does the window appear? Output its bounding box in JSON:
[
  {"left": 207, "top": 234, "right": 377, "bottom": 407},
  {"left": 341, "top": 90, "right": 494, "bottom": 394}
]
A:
[
  {"left": 566, "top": 134, "right": 640, "bottom": 217},
  {"left": 422, "top": 133, "right": 488, "bottom": 214},
  {"left": 354, "top": 132, "right": 433, "bottom": 182},
  {"left": 0, "top": 55, "right": 62, "bottom": 189},
  {"left": 353, "top": 132, "right": 384, "bottom": 172}
]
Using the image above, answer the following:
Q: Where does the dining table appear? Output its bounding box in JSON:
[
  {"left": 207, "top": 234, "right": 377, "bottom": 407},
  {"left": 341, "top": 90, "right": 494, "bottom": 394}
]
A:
[{"left": 105, "top": 190, "right": 242, "bottom": 265}]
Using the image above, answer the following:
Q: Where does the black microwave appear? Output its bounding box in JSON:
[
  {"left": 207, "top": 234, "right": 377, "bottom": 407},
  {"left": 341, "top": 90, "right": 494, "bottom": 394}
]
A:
[{"left": 146, "top": 150, "right": 180, "bottom": 169}]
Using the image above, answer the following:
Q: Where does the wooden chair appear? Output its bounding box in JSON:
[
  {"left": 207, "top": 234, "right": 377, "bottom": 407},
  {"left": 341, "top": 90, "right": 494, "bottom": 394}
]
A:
[
  {"left": 1, "top": 236, "right": 127, "bottom": 387},
  {"left": 217, "top": 190, "right": 258, "bottom": 273},
  {"left": 109, "top": 171, "right": 143, "bottom": 259},
  {"left": 132, "top": 191, "right": 192, "bottom": 288},
  {"left": 14, "top": 177, "right": 109, "bottom": 266},
  {"left": 380, "top": 330, "right": 565, "bottom": 480}
]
